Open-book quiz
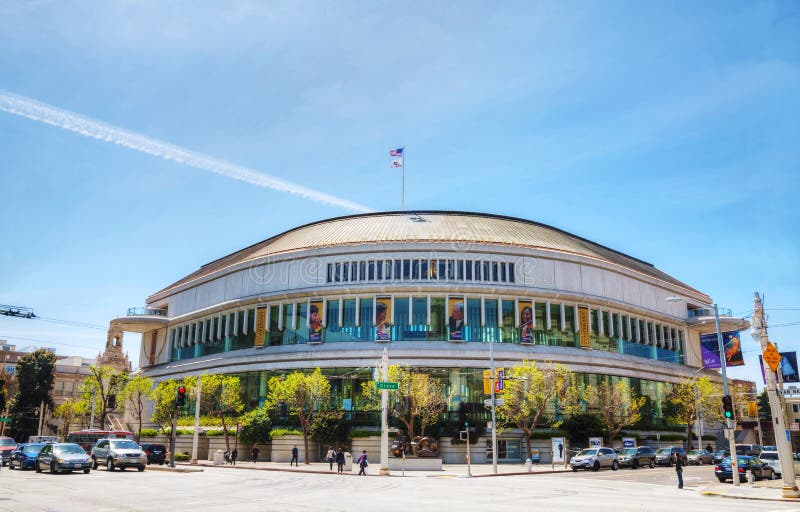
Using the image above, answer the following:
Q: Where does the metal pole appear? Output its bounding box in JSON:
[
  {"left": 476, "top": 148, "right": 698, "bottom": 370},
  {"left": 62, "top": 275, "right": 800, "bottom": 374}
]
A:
[
  {"left": 37, "top": 400, "right": 44, "bottom": 436},
  {"left": 713, "top": 303, "right": 740, "bottom": 487},
  {"left": 191, "top": 376, "right": 202, "bottom": 464},
  {"left": 465, "top": 422, "right": 472, "bottom": 477},
  {"left": 89, "top": 391, "right": 96, "bottom": 430},
  {"left": 169, "top": 409, "right": 177, "bottom": 468},
  {"left": 490, "top": 339, "right": 498, "bottom": 474},
  {"left": 753, "top": 293, "right": 799, "bottom": 497},
  {"left": 380, "top": 348, "right": 389, "bottom": 476}
]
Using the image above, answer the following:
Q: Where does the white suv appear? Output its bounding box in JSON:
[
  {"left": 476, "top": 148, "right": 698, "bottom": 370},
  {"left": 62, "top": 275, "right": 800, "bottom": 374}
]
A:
[
  {"left": 759, "top": 451, "right": 781, "bottom": 477},
  {"left": 90, "top": 439, "right": 147, "bottom": 472},
  {"left": 570, "top": 447, "right": 619, "bottom": 471}
]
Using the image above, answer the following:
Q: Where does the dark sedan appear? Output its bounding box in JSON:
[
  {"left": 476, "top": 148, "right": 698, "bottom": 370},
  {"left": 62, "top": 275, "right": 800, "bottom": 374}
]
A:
[
  {"left": 714, "top": 455, "right": 775, "bottom": 483},
  {"left": 9, "top": 443, "right": 47, "bottom": 470},
  {"left": 36, "top": 443, "right": 91, "bottom": 474}
]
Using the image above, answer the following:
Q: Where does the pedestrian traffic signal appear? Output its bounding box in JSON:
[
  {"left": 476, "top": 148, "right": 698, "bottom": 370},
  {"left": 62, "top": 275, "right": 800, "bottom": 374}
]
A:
[
  {"left": 176, "top": 385, "right": 187, "bottom": 408},
  {"left": 722, "top": 395, "right": 734, "bottom": 419}
]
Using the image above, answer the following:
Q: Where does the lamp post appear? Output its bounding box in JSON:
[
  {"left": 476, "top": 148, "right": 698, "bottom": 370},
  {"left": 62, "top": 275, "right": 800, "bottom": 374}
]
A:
[
  {"left": 666, "top": 297, "right": 740, "bottom": 486},
  {"left": 751, "top": 292, "right": 798, "bottom": 497}
]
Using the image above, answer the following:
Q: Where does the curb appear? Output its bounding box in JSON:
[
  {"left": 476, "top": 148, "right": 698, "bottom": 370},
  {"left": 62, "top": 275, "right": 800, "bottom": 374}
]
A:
[
  {"left": 146, "top": 464, "right": 204, "bottom": 473},
  {"left": 701, "top": 491, "right": 800, "bottom": 502}
]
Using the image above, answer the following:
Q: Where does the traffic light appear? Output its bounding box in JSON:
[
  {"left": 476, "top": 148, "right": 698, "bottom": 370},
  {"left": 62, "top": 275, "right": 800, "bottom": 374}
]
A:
[
  {"left": 176, "top": 385, "right": 187, "bottom": 408},
  {"left": 722, "top": 395, "right": 734, "bottom": 419}
]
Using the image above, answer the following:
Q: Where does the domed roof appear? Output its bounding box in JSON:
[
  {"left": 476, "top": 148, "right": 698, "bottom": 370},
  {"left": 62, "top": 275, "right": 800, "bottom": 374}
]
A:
[{"left": 153, "top": 211, "right": 698, "bottom": 296}]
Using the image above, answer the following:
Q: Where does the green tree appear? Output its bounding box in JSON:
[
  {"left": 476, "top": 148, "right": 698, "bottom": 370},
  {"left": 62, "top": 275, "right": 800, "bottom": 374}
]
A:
[
  {"left": 238, "top": 407, "right": 273, "bottom": 446},
  {"left": 666, "top": 376, "right": 721, "bottom": 449},
  {"left": 119, "top": 374, "right": 154, "bottom": 441},
  {"left": 495, "top": 361, "right": 571, "bottom": 459},
  {"left": 186, "top": 374, "right": 244, "bottom": 452},
  {"left": 587, "top": 380, "right": 646, "bottom": 448},
  {"left": 150, "top": 380, "right": 179, "bottom": 433},
  {"left": 52, "top": 398, "right": 88, "bottom": 438},
  {"left": 560, "top": 413, "right": 604, "bottom": 449},
  {"left": 361, "top": 365, "right": 445, "bottom": 442},
  {"left": 757, "top": 390, "right": 771, "bottom": 421},
  {"left": 80, "top": 365, "right": 129, "bottom": 430},
  {"left": 309, "top": 410, "right": 350, "bottom": 449},
  {"left": 9, "top": 349, "right": 57, "bottom": 441},
  {"left": 266, "top": 369, "right": 331, "bottom": 464}
]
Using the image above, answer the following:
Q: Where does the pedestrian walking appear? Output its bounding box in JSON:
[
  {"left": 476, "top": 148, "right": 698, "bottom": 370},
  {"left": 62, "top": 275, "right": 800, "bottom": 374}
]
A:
[
  {"left": 674, "top": 453, "right": 683, "bottom": 489},
  {"left": 357, "top": 450, "right": 368, "bottom": 476},
  {"left": 231, "top": 447, "right": 238, "bottom": 466},
  {"left": 705, "top": 443, "right": 713, "bottom": 453},
  {"left": 326, "top": 446, "right": 336, "bottom": 471},
  {"left": 251, "top": 445, "right": 260, "bottom": 463},
  {"left": 290, "top": 445, "right": 299, "bottom": 466},
  {"left": 335, "top": 448, "right": 345, "bottom": 474}
]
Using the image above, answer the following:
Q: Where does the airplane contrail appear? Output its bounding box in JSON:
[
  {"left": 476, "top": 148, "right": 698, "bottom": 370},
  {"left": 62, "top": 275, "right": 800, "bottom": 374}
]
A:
[{"left": 0, "top": 90, "right": 374, "bottom": 213}]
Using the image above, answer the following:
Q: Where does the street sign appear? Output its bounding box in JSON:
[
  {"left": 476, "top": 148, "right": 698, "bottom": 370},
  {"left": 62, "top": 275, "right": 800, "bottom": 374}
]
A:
[
  {"left": 778, "top": 386, "right": 800, "bottom": 396},
  {"left": 0, "top": 417, "right": 9, "bottom": 423},
  {"left": 483, "top": 398, "right": 504, "bottom": 406},
  {"left": 763, "top": 342, "right": 781, "bottom": 372},
  {"left": 376, "top": 381, "right": 398, "bottom": 390}
]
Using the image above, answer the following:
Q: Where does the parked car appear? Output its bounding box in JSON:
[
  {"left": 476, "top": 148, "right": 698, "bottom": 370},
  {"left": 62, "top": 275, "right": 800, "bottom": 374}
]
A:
[
  {"left": 654, "top": 446, "right": 688, "bottom": 466},
  {"left": 9, "top": 443, "right": 47, "bottom": 470},
  {"left": 139, "top": 443, "right": 166, "bottom": 465},
  {"left": 762, "top": 445, "right": 777, "bottom": 451},
  {"left": 735, "top": 444, "right": 763, "bottom": 456},
  {"left": 713, "top": 450, "right": 730, "bottom": 464},
  {"left": 714, "top": 455, "right": 774, "bottom": 483},
  {"left": 35, "top": 443, "right": 91, "bottom": 474},
  {"left": 617, "top": 446, "right": 655, "bottom": 469},
  {"left": 687, "top": 449, "right": 714, "bottom": 465},
  {"left": 570, "top": 447, "right": 619, "bottom": 472},
  {"left": 759, "top": 451, "right": 782, "bottom": 477},
  {"left": 0, "top": 436, "right": 17, "bottom": 466},
  {"left": 91, "top": 438, "right": 146, "bottom": 471}
]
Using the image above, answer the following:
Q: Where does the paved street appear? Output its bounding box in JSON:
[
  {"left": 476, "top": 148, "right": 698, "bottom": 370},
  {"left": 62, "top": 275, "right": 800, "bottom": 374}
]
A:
[{"left": 2, "top": 464, "right": 798, "bottom": 512}]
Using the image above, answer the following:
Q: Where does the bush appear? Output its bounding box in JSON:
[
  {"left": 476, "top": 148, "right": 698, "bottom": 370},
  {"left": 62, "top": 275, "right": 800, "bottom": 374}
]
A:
[
  {"left": 177, "top": 415, "right": 227, "bottom": 427},
  {"left": 530, "top": 430, "right": 569, "bottom": 440},
  {"left": 270, "top": 428, "right": 303, "bottom": 438},
  {"left": 239, "top": 407, "right": 273, "bottom": 445},
  {"left": 174, "top": 452, "right": 191, "bottom": 462},
  {"left": 139, "top": 428, "right": 159, "bottom": 437}
]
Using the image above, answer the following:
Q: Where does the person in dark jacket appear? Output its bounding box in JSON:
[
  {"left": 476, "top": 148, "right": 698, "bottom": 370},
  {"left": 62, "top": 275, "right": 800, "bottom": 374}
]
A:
[
  {"left": 674, "top": 453, "right": 684, "bottom": 488},
  {"left": 357, "top": 450, "right": 368, "bottom": 476},
  {"left": 290, "top": 445, "right": 299, "bottom": 466},
  {"left": 231, "top": 447, "right": 238, "bottom": 466},
  {"left": 251, "top": 445, "right": 259, "bottom": 463},
  {"left": 335, "top": 448, "right": 345, "bottom": 474}
]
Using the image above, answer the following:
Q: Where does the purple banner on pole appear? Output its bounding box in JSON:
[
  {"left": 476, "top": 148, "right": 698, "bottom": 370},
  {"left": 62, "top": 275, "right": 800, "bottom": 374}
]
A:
[{"left": 700, "top": 331, "right": 744, "bottom": 369}]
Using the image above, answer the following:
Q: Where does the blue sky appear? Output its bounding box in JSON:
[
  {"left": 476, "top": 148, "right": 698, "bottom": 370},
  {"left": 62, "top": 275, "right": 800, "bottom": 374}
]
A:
[{"left": 0, "top": 1, "right": 798, "bottom": 390}]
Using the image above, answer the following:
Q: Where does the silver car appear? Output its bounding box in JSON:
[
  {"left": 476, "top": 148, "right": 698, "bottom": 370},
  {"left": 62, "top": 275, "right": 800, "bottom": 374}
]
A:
[
  {"left": 35, "top": 443, "right": 91, "bottom": 474},
  {"left": 90, "top": 439, "right": 147, "bottom": 472},
  {"left": 687, "top": 449, "right": 714, "bottom": 465},
  {"left": 570, "top": 447, "right": 619, "bottom": 472}
]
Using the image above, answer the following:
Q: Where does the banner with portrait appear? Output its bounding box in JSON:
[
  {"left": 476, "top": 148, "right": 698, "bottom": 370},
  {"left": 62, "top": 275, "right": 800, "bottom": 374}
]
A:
[
  {"left": 254, "top": 306, "right": 267, "bottom": 347},
  {"left": 448, "top": 297, "right": 465, "bottom": 341},
  {"left": 759, "top": 351, "right": 799, "bottom": 384},
  {"left": 375, "top": 297, "right": 392, "bottom": 341},
  {"left": 519, "top": 300, "right": 533, "bottom": 344},
  {"left": 700, "top": 331, "right": 744, "bottom": 368},
  {"left": 308, "top": 300, "right": 323, "bottom": 343}
]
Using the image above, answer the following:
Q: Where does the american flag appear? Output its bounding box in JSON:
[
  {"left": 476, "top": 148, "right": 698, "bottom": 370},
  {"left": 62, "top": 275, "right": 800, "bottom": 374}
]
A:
[{"left": 389, "top": 148, "right": 404, "bottom": 157}]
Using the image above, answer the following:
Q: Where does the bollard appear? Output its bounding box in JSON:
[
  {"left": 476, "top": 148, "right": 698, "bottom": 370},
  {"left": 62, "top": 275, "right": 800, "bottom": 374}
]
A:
[
  {"left": 747, "top": 470, "right": 755, "bottom": 486},
  {"left": 526, "top": 458, "right": 532, "bottom": 472}
]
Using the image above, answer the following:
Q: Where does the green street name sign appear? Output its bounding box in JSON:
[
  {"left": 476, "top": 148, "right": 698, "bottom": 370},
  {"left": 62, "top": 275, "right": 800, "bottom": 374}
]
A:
[
  {"left": 375, "top": 381, "right": 399, "bottom": 390},
  {"left": 0, "top": 417, "right": 10, "bottom": 423}
]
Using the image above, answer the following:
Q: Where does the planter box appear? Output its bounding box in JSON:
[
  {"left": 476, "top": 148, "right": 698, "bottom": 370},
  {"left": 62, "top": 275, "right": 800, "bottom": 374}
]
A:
[
  {"left": 271, "top": 435, "right": 318, "bottom": 463},
  {"left": 387, "top": 456, "right": 442, "bottom": 471}
]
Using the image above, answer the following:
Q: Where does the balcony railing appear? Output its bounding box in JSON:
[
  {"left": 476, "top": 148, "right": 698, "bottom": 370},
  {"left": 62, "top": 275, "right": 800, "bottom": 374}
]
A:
[
  {"left": 126, "top": 307, "right": 168, "bottom": 317},
  {"left": 688, "top": 307, "right": 733, "bottom": 318}
]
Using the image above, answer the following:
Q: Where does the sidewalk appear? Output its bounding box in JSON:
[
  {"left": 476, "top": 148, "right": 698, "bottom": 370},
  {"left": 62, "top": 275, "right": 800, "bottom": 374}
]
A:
[
  {"left": 179, "top": 459, "right": 573, "bottom": 478},
  {"left": 159, "top": 460, "right": 800, "bottom": 502}
]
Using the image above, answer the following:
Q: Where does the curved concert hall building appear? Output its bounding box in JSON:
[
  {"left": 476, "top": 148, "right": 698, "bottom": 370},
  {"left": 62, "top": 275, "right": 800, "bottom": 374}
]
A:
[{"left": 117, "top": 211, "right": 745, "bottom": 444}]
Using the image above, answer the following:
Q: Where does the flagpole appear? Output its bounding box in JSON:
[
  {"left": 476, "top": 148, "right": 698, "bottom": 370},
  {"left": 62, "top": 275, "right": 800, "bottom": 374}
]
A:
[{"left": 402, "top": 146, "right": 405, "bottom": 210}]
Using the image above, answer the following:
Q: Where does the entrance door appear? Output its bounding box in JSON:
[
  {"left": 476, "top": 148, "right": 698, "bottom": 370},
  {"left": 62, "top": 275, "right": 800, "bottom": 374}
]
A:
[{"left": 497, "top": 439, "right": 521, "bottom": 462}]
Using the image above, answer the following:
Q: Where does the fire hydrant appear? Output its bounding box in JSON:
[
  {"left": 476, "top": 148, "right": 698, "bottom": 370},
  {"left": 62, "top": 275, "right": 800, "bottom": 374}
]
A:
[
  {"left": 525, "top": 458, "right": 532, "bottom": 472},
  {"left": 747, "top": 470, "right": 755, "bottom": 485}
]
